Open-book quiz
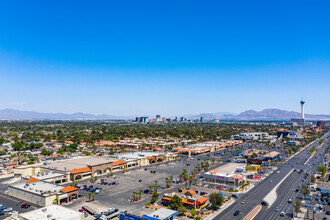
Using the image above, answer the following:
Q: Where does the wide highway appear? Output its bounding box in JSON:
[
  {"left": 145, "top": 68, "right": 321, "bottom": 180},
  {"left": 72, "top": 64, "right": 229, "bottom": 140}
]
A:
[
  {"left": 214, "top": 131, "right": 330, "bottom": 220},
  {"left": 256, "top": 133, "right": 330, "bottom": 220}
]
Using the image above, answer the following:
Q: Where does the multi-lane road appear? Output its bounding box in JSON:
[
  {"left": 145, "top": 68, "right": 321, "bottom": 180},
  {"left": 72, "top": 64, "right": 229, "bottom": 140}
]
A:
[{"left": 215, "top": 131, "right": 330, "bottom": 220}]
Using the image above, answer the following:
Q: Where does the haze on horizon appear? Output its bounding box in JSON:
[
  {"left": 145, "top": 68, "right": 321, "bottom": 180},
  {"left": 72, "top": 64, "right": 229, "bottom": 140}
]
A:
[{"left": 0, "top": 0, "right": 329, "bottom": 116}]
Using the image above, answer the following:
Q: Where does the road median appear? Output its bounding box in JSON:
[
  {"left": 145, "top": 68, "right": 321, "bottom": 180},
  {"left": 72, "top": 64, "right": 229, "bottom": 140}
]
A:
[{"left": 243, "top": 205, "right": 262, "bottom": 220}]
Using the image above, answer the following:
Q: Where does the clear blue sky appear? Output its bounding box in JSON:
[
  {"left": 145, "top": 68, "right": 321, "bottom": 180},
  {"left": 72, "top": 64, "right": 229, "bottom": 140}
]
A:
[{"left": 0, "top": 0, "right": 329, "bottom": 116}]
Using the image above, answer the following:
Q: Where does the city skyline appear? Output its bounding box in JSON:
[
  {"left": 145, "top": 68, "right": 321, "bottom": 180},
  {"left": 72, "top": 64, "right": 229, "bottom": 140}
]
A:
[{"left": 1, "top": 0, "right": 330, "bottom": 115}]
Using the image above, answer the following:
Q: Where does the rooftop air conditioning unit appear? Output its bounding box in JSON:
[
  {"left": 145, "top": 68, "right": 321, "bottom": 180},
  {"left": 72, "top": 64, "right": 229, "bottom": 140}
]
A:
[{"left": 47, "top": 214, "right": 52, "bottom": 218}]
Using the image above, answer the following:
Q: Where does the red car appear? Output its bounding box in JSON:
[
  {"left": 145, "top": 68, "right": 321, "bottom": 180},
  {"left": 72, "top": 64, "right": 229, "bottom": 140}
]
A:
[
  {"left": 21, "top": 203, "right": 30, "bottom": 208},
  {"left": 79, "top": 208, "right": 85, "bottom": 212}
]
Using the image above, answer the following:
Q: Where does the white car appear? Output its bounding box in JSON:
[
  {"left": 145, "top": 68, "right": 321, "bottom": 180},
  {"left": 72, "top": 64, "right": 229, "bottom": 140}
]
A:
[
  {"left": 95, "top": 189, "right": 101, "bottom": 194},
  {"left": 4, "top": 207, "right": 13, "bottom": 212},
  {"left": 241, "top": 200, "right": 245, "bottom": 204},
  {"left": 275, "top": 207, "right": 279, "bottom": 212},
  {"left": 9, "top": 211, "right": 18, "bottom": 215},
  {"left": 276, "top": 171, "right": 280, "bottom": 174},
  {"left": 280, "top": 211, "right": 285, "bottom": 217}
]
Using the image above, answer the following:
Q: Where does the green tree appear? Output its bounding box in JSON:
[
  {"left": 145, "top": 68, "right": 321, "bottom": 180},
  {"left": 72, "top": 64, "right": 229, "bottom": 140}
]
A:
[
  {"left": 309, "top": 147, "right": 316, "bottom": 154},
  {"left": 311, "top": 175, "right": 316, "bottom": 184},
  {"left": 294, "top": 199, "right": 302, "bottom": 214},
  {"left": 318, "top": 166, "right": 327, "bottom": 178},
  {"left": 209, "top": 192, "right": 224, "bottom": 210},
  {"left": 169, "top": 195, "right": 183, "bottom": 210},
  {"left": 300, "top": 184, "right": 309, "bottom": 196},
  {"left": 177, "top": 206, "right": 187, "bottom": 216},
  {"left": 88, "top": 192, "right": 93, "bottom": 201},
  {"left": 150, "top": 191, "right": 159, "bottom": 204},
  {"left": 191, "top": 208, "right": 197, "bottom": 217}
]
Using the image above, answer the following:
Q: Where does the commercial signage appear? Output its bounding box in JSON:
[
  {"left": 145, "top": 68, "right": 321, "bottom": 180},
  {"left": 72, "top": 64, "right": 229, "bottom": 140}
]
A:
[{"left": 247, "top": 158, "right": 262, "bottom": 164}]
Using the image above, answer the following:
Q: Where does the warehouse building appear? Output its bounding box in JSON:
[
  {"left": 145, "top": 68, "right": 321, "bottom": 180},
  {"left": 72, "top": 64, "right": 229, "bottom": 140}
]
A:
[{"left": 8, "top": 180, "right": 79, "bottom": 206}]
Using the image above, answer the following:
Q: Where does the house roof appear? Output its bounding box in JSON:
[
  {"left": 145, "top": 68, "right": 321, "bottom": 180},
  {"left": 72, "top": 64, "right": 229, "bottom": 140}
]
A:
[
  {"left": 182, "top": 198, "right": 195, "bottom": 206},
  {"left": 26, "top": 177, "right": 40, "bottom": 183},
  {"left": 70, "top": 167, "right": 91, "bottom": 174},
  {"left": 267, "top": 151, "right": 280, "bottom": 158},
  {"left": 197, "top": 196, "right": 208, "bottom": 204},
  {"left": 162, "top": 197, "right": 172, "bottom": 201},
  {"left": 60, "top": 186, "right": 78, "bottom": 193},
  {"left": 186, "top": 189, "right": 196, "bottom": 195},
  {"left": 112, "top": 160, "right": 126, "bottom": 166}
]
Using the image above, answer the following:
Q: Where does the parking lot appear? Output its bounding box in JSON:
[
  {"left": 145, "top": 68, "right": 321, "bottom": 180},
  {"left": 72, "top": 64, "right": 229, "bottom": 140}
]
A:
[
  {"left": 67, "top": 156, "right": 223, "bottom": 213},
  {"left": 0, "top": 192, "right": 37, "bottom": 219}
]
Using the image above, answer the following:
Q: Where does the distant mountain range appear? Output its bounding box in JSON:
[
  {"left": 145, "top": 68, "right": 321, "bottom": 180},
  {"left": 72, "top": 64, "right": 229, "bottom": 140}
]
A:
[
  {"left": 0, "top": 108, "right": 329, "bottom": 121},
  {"left": 0, "top": 109, "right": 130, "bottom": 120},
  {"left": 190, "top": 109, "right": 330, "bottom": 121}
]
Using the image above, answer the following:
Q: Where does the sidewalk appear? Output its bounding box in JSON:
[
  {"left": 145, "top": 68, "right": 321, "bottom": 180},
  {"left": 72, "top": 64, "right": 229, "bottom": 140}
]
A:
[
  {"left": 294, "top": 208, "right": 308, "bottom": 220},
  {"left": 204, "top": 199, "right": 236, "bottom": 220}
]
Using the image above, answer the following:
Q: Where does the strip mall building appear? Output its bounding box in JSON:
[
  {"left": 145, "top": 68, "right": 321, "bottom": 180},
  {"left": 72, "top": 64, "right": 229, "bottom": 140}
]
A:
[{"left": 14, "top": 152, "right": 177, "bottom": 181}]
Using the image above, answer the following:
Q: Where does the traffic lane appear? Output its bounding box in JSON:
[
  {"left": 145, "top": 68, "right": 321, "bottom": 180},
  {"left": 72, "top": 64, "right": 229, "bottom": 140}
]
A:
[
  {"left": 262, "top": 139, "right": 330, "bottom": 220},
  {"left": 257, "top": 171, "right": 303, "bottom": 220},
  {"left": 215, "top": 132, "right": 329, "bottom": 219},
  {"left": 222, "top": 167, "right": 294, "bottom": 218},
  {"left": 222, "top": 147, "right": 315, "bottom": 218},
  {"left": 220, "top": 167, "right": 293, "bottom": 219}
]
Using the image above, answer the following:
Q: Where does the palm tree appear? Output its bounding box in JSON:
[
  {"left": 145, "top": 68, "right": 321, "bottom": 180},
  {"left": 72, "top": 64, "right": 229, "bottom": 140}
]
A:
[
  {"left": 179, "top": 174, "right": 183, "bottom": 183},
  {"left": 88, "top": 192, "right": 93, "bottom": 201},
  {"left": 183, "top": 174, "right": 188, "bottom": 188},
  {"left": 188, "top": 175, "right": 194, "bottom": 189},
  {"left": 92, "top": 194, "right": 95, "bottom": 201},
  {"left": 169, "top": 176, "right": 173, "bottom": 188},
  {"left": 53, "top": 198, "right": 59, "bottom": 204},
  {"left": 147, "top": 185, "right": 152, "bottom": 194},
  {"left": 140, "top": 190, "right": 143, "bottom": 200},
  {"left": 153, "top": 185, "right": 158, "bottom": 193},
  {"left": 165, "top": 177, "right": 170, "bottom": 188}
]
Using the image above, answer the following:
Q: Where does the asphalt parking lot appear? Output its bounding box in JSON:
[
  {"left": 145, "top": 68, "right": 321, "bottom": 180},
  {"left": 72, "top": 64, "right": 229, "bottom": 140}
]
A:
[
  {"left": 69, "top": 157, "right": 222, "bottom": 212},
  {"left": 0, "top": 192, "right": 36, "bottom": 220}
]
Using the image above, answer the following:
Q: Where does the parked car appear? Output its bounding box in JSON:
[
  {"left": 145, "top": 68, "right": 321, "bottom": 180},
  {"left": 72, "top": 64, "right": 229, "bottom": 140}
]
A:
[
  {"left": 138, "top": 179, "right": 142, "bottom": 182},
  {"left": 4, "top": 207, "right": 13, "bottom": 212},
  {"left": 232, "top": 194, "right": 238, "bottom": 198},
  {"left": 21, "top": 203, "right": 30, "bottom": 209},
  {"left": 79, "top": 208, "right": 85, "bottom": 212},
  {"left": 9, "top": 211, "right": 18, "bottom": 215},
  {"left": 0, "top": 212, "right": 4, "bottom": 215}
]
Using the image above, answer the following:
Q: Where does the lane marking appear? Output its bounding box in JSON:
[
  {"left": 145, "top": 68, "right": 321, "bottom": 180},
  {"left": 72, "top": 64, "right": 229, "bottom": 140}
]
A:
[{"left": 263, "top": 169, "right": 293, "bottom": 208}]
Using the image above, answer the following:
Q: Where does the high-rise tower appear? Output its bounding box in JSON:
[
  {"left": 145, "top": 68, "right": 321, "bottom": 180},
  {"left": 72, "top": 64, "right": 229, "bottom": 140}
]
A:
[{"left": 300, "top": 99, "right": 305, "bottom": 119}]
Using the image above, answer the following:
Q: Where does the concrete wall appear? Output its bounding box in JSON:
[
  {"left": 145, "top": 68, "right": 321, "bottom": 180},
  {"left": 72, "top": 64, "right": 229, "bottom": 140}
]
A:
[{"left": 8, "top": 186, "right": 57, "bottom": 206}]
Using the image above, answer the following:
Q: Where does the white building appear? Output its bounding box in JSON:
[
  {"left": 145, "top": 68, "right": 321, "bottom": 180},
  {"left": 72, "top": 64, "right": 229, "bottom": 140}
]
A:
[
  {"left": 19, "top": 205, "right": 84, "bottom": 220},
  {"left": 8, "top": 180, "right": 79, "bottom": 206}
]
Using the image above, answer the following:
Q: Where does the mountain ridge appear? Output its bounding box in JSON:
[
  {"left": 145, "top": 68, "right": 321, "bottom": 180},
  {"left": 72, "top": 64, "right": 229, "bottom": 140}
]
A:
[{"left": 0, "top": 108, "right": 329, "bottom": 121}]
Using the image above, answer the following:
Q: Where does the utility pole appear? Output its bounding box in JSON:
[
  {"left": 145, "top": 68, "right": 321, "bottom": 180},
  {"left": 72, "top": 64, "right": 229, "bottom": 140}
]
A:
[{"left": 309, "top": 165, "right": 311, "bottom": 195}]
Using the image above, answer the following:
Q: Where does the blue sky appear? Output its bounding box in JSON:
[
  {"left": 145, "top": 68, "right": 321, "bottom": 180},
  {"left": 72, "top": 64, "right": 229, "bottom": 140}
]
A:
[{"left": 0, "top": 0, "right": 329, "bottom": 116}]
